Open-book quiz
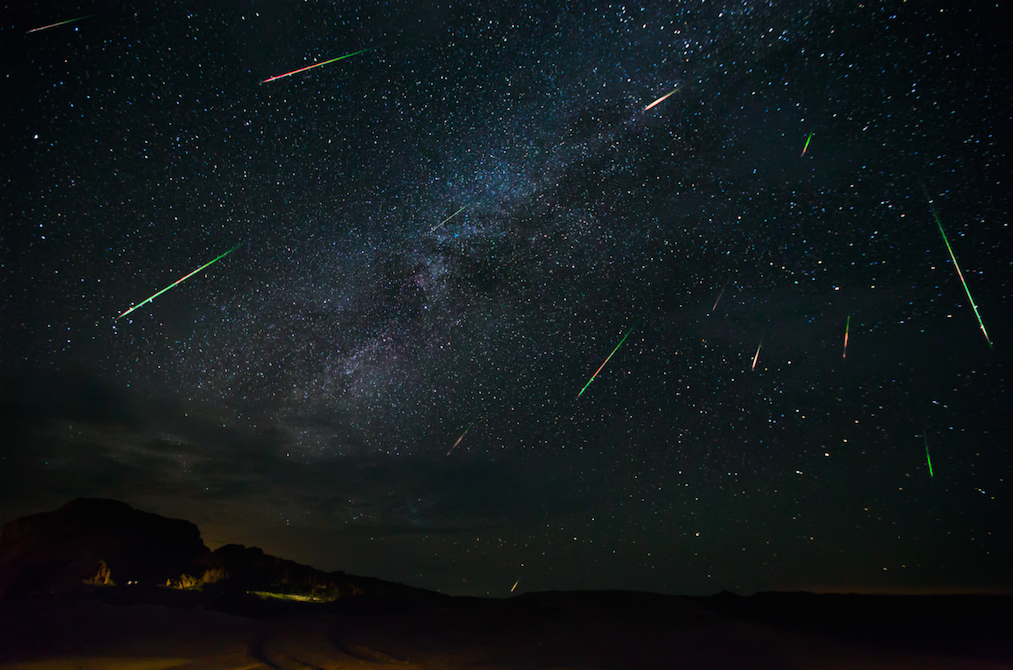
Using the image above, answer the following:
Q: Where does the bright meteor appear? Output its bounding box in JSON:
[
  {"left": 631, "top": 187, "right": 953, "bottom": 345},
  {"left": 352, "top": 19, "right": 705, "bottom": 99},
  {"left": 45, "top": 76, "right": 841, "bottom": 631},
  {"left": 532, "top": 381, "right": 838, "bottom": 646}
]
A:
[
  {"left": 261, "top": 47, "right": 377, "bottom": 84},
  {"left": 921, "top": 184, "right": 991, "bottom": 348},
  {"left": 578, "top": 320, "right": 639, "bottom": 398},
  {"left": 116, "top": 244, "right": 242, "bottom": 320},
  {"left": 924, "top": 431, "right": 933, "bottom": 478},
  {"left": 26, "top": 14, "right": 93, "bottom": 33},
  {"left": 801, "top": 132, "right": 813, "bottom": 157},
  {"left": 644, "top": 87, "right": 680, "bottom": 111},
  {"left": 751, "top": 336, "right": 763, "bottom": 371}
]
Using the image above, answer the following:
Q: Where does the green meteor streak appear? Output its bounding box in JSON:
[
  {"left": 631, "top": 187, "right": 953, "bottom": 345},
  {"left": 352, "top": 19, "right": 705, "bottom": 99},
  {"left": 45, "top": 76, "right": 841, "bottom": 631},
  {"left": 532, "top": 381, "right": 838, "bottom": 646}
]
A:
[
  {"left": 261, "top": 46, "right": 378, "bottom": 83},
  {"left": 922, "top": 185, "right": 992, "bottom": 348},
  {"left": 431, "top": 205, "right": 467, "bottom": 232},
  {"left": 801, "top": 131, "right": 813, "bottom": 157},
  {"left": 578, "top": 320, "right": 639, "bottom": 398},
  {"left": 924, "top": 432, "right": 933, "bottom": 478},
  {"left": 116, "top": 244, "right": 242, "bottom": 320},
  {"left": 26, "top": 14, "right": 93, "bottom": 33}
]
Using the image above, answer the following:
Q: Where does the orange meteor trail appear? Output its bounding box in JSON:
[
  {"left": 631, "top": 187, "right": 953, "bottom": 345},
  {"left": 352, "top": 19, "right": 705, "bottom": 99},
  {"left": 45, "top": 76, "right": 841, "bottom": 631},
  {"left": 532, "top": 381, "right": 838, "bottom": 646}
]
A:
[
  {"left": 843, "top": 315, "right": 850, "bottom": 359},
  {"left": 511, "top": 578, "right": 520, "bottom": 593},
  {"left": 261, "top": 46, "right": 377, "bottom": 84},
  {"left": 751, "top": 337, "right": 763, "bottom": 371},
  {"left": 644, "top": 87, "right": 680, "bottom": 111},
  {"left": 447, "top": 420, "right": 476, "bottom": 456}
]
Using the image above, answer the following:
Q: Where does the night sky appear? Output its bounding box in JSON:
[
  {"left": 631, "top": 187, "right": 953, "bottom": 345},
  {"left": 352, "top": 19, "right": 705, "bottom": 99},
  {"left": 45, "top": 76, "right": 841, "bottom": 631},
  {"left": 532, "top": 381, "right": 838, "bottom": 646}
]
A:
[{"left": 2, "top": 0, "right": 1011, "bottom": 597}]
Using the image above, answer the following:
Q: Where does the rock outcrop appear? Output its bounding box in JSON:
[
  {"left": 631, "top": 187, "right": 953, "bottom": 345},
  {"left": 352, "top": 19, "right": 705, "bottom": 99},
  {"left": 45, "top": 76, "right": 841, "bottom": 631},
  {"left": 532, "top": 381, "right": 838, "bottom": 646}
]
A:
[
  {"left": 165, "top": 566, "right": 228, "bottom": 590},
  {"left": 0, "top": 498, "right": 207, "bottom": 598},
  {"left": 1, "top": 499, "right": 359, "bottom": 601},
  {"left": 83, "top": 560, "right": 114, "bottom": 586},
  {"left": 168, "top": 544, "right": 354, "bottom": 600}
]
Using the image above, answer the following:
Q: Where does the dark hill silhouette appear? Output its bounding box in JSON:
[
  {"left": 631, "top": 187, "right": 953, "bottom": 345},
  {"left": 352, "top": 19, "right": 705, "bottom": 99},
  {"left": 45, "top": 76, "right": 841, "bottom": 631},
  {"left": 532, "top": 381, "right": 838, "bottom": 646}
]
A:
[
  {"left": 2, "top": 499, "right": 1010, "bottom": 669},
  {"left": 0, "top": 498, "right": 442, "bottom": 604},
  {"left": 0, "top": 498, "right": 206, "bottom": 598}
]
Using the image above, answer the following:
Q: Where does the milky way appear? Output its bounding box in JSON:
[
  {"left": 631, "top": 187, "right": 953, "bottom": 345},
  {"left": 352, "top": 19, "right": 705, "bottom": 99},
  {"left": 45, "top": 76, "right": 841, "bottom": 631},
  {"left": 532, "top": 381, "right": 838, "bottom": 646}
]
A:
[{"left": 2, "top": 1, "right": 1010, "bottom": 596}]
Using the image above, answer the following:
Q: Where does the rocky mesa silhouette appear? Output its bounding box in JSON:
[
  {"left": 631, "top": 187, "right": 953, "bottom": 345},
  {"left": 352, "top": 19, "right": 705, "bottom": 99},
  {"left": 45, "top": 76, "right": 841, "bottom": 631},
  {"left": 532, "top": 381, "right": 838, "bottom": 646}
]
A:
[{"left": 0, "top": 498, "right": 363, "bottom": 600}]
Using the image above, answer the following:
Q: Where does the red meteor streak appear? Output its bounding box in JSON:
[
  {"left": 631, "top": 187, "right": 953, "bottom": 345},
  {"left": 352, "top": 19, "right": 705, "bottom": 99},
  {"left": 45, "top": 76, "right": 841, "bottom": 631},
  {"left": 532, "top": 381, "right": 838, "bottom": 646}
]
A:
[
  {"left": 27, "top": 14, "right": 93, "bottom": 33},
  {"left": 578, "top": 319, "right": 640, "bottom": 397},
  {"left": 843, "top": 316, "right": 850, "bottom": 359},
  {"left": 261, "top": 47, "right": 377, "bottom": 84}
]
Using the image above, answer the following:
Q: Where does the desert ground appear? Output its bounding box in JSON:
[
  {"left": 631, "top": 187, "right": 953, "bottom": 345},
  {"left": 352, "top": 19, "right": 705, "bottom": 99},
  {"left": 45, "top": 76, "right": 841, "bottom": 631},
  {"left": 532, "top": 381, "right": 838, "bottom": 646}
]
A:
[{"left": 2, "top": 588, "right": 1010, "bottom": 669}]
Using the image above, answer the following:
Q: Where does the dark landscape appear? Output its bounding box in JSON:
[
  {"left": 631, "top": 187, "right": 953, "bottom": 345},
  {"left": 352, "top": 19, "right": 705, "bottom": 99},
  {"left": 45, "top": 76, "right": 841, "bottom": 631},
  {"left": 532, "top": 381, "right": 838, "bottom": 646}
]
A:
[{"left": 1, "top": 500, "right": 1009, "bottom": 669}]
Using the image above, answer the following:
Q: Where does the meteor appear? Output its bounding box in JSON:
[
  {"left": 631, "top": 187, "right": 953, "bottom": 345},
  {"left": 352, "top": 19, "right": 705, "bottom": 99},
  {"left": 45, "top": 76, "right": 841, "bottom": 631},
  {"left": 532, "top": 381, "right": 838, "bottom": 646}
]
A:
[
  {"left": 921, "top": 184, "right": 991, "bottom": 347},
  {"left": 511, "top": 577, "right": 520, "bottom": 593},
  {"left": 261, "top": 46, "right": 377, "bottom": 84},
  {"left": 27, "top": 14, "right": 93, "bottom": 33},
  {"left": 116, "top": 244, "right": 242, "bottom": 320},
  {"left": 843, "top": 315, "right": 850, "bottom": 359},
  {"left": 801, "top": 132, "right": 813, "bottom": 157},
  {"left": 447, "top": 420, "right": 476, "bottom": 456},
  {"left": 924, "top": 431, "right": 933, "bottom": 478},
  {"left": 578, "top": 319, "right": 640, "bottom": 398},
  {"left": 431, "top": 205, "right": 467, "bottom": 233},
  {"left": 644, "top": 87, "right": 680, "bottom": 111},
  {"left": 751, "top": 336, "right": 763, "bottom": 371},
  {"left": 711, "top": 276, "right": 731, "bottom": 312}
]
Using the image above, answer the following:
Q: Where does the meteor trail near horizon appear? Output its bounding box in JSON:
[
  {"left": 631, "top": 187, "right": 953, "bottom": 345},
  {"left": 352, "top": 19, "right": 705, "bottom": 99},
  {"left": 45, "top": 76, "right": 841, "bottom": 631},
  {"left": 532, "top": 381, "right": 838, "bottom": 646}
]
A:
[
  {"left": 447, "top": 420, "right": 477, "bottom": 456},
  {"left": 511, "top": 578, "right": 520, "bottom": 593},
  {"left": 261, "top": 47, "right": 377, "bottom": 83},
  {"left": 924, "top": 431, "right": 934, "bottom": 478},
  {"left": 644, "top": 87, "right": 680, "bottom": 111},
  {"left": 116, "top": 244, "right": 242, "bottom": 320},
  {"left": 26, "top": 14, "right": 93, "bottom": 33},
  {"left": 578, "top": 320, "right": 640, "bottom": 397},
  {"left": 921, "top": 184, "right": 991, "bottom": 347},
  {"left": 431, "top": 205, "right": 467, "bottom": 233},
  {"left": 801, "top": 132, "right": 813, "bottom": 157}
]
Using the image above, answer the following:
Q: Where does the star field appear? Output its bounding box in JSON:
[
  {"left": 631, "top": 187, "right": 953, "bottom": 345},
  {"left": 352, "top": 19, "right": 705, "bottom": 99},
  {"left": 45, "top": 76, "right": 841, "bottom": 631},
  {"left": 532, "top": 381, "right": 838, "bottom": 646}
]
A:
[{"left": 2, "top": 0, "right": 1011, "bottom": 596}]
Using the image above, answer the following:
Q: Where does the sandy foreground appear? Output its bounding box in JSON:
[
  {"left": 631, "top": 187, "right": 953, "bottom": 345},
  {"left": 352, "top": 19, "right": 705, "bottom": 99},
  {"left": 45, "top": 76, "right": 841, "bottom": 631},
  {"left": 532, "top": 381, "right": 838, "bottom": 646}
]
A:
[{"left": 1, "top": 591, "right": 1010, "bottom": 670}]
